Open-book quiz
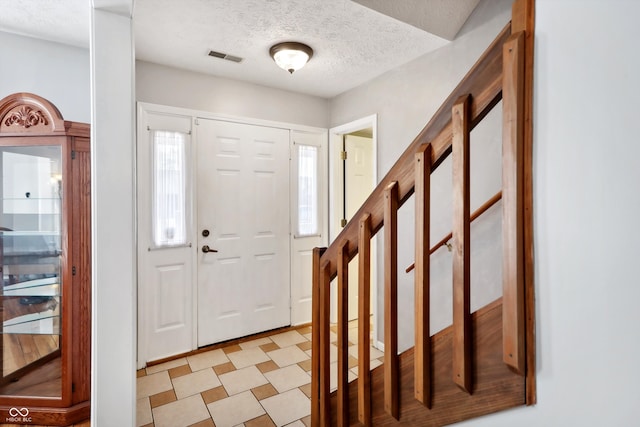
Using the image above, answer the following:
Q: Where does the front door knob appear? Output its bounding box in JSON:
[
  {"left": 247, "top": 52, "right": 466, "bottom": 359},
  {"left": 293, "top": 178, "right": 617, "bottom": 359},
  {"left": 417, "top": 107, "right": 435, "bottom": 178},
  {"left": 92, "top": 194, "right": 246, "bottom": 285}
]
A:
[{"left": 202, "top": 245, "right": 218, "bottom": 253}]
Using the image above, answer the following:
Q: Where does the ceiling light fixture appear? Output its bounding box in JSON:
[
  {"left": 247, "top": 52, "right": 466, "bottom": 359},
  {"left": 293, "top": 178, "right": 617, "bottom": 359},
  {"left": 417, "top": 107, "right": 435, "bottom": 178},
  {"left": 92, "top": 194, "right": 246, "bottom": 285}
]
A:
[{"left": 269, "top": 42, "right": 313, "bottom": 74}]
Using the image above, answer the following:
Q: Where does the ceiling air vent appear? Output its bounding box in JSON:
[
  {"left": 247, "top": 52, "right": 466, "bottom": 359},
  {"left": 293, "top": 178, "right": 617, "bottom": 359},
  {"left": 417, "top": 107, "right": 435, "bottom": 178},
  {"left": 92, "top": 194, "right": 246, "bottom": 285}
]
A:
[{"left": 208, "top": 50, "right": 243, "bottom": 63}]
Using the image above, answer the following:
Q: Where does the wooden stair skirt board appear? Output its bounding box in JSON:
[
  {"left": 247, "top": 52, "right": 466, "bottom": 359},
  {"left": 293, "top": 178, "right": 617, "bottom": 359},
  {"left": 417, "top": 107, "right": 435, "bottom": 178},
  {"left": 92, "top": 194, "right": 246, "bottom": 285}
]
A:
[{"left": 328, "top": 298, "right": 524, "bottom": 426}]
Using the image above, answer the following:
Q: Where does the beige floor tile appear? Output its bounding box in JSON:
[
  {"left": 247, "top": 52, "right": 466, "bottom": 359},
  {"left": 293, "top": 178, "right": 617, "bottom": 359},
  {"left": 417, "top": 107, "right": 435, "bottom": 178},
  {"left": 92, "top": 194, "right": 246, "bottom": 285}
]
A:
[
  {"left": 169, "top": 364, "right": 192, "bottom": 379},
  {"left": 256, "top": 360, "right": 279, "bottom": 374},
  {"left": 150, "top": 389, "right": 177, "bottom": 408},
  {"left": 137, "top": 370, "right": 173, "bottom": 399},
  {"left": 263, "top": 364, "right": 310, "bottom": 393},
  {"left": 299, "top": 383, "right": 312, "bottom": 398},
  {"left": 189, "top": 419, "right": 215, "bottom": 427},
  {"left": 213, "top": 361, "right": 236, "bottom": 376},
  {"left": 260, "top": 388, "right": 310, "bottom": 427},
  {"left": 269, "top": 330, "right": 307, "bottom": 348},
  {"left": 251, "top": 383, "right": 278, "bottom": 400},
  {"left": 245, "top": 414, "right": 276, "bottom": 427},
  {"left": 349, "top": 357, "right": 383, "bottom": 376},
  {"left": 300, "top": 415, "right": 311, "bottom": 427},
  {"left": 348, "top": 344, "right": 384, "bottom": 360},
  {"left": 330, "top": 344, "right": 338, "bottom": 363},
  {"left": 259, "top": 342, "right": 280, "bottom": 353},
  {"left": 136, "top": 397, "right": 152, "bottom": 427},
  {"left": 173, "top": 368, "right": 222, "bottom": 399},
  {"left": 283, "top": 421, "right": 305, "bottom": 427},
  {"left": 146, "top": 357, "right": 188, "bottom": 375},
  {"left": 348, "top": 355, "right": 358, "bottom": 369},
  {"left": 329, "top": 362, "right": 357, "bottom": 391},
  {"left": 348, "top": 328, "right": 360, "bottom": 345},
  {"left": 219, "top": 365, "right": 268, "bottom": 395},
  {"left": 267, "top": 345, "right": 309, "bottom": 368},
  {"left": 227, "top": 347, "right": 270, "bottom": 369},
  {"left": 201, "top": 385, "right": 228, "bottom": 405},
  {"left": 297, "top": 359, "right": 312, "bottom": 372},
  {"left": 187, "top": 349, "right": 229, "bottom": 372},
  {"left": 223, "top": 344, "right": 243, "bottom": 354},
  {"left": 239, "top": 337, "right": 273, "bottom": 349},
  {"left": 297, "top": 326, "right": 312, "bottom": 335},
  {"left": 152, "top": 394, "right": 210, "bottom": 427},
  {"left": 207, "top": 390, "right": 266, "bottom": 427},
  {"left": 296, "top": 341, "right": 312, "bottom": 352}
]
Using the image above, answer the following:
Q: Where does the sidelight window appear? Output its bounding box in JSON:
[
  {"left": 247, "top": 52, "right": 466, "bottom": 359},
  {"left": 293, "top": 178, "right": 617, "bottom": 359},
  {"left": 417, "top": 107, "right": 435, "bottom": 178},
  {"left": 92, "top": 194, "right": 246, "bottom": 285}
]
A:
[
  {"left": 296, "top": 144, "right": 319, "bottom": 236},
  {"left": 152, "top": 130, "right": 188, "bottom": 247}
]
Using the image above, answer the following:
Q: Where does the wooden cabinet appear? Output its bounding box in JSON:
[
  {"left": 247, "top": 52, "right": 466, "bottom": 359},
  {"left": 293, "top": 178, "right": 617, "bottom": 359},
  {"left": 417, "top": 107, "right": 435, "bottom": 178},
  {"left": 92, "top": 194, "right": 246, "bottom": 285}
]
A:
[{"left": 0, "top": 93, "right": 90, "bottom": 425}]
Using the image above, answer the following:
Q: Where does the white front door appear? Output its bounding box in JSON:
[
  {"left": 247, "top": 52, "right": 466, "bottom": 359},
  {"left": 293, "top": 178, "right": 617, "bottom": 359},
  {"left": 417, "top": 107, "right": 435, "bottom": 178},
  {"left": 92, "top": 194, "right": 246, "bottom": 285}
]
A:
[
  {"left": 290, "top": 130, "right": 328, "bottom": 325},
  {"left": 196, "top": 118, "right": 291, "bottom": 346},
  {"left": 137, "top": 108, "right": 195, "bottom": 365}
]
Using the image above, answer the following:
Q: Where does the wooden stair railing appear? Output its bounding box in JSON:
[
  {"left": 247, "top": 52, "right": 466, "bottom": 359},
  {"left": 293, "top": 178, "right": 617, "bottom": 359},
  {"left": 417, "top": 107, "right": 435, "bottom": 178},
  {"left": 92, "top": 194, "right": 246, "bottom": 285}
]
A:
[
  {"left": 406, "top": 190, "right": 503, "bottom": 274},
  {"left": 311, "top": 1, "right": 534, "bottom": 425}
]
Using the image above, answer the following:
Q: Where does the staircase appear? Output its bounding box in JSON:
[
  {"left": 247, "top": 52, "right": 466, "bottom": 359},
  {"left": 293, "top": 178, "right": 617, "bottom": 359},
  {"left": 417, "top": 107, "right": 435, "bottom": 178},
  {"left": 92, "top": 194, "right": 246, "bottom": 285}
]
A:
[{"left": 310, "top": 0, "right": 535, "bottom": 425}]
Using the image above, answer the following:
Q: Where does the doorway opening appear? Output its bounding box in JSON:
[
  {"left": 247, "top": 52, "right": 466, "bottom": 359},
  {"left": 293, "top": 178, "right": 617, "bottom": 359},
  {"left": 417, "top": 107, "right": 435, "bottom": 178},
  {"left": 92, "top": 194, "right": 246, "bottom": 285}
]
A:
[{"left": 328, "top": 115, "right": 379, "bottom": 347}]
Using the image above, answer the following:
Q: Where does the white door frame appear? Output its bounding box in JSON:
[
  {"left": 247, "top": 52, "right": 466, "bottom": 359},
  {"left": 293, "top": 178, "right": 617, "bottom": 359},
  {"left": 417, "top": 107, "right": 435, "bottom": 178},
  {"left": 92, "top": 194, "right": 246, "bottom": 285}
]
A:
[
  {"left": 136, "top": 102, "right": 327, "bottom": 367},
  {"left": 328, "top": 115, "right": 379, "bottom": 348}
]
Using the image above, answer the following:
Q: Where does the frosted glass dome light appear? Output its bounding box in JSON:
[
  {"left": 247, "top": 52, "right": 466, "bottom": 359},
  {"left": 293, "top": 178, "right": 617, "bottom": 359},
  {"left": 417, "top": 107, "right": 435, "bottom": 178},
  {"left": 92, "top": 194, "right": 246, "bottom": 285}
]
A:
[{"left": 270, "top": 42, "right": 313, "bottom": 74}]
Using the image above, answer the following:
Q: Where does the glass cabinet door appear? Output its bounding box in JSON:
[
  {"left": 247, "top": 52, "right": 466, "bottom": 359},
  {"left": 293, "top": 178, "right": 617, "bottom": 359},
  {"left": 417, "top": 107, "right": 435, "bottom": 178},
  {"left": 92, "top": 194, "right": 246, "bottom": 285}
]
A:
[{"left": 0, "top": 145, "right": 62, "bottom": 398}]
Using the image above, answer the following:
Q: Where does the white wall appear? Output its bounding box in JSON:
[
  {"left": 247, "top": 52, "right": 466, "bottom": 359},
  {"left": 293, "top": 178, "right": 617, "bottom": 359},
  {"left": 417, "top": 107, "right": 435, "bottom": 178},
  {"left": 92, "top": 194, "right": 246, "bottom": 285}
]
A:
[
  {"left": 136, "top": 61, "right": 329, "bottom": 128},
  {"left": 0, "top": 31, "right": 90, "bottom": 123},
  {"left": 91, "top": 5, "right": 136, "bottom": 426},
  {"left": 329, "top": 0, "right": 513, "bottom": 352},
  {"left": 458, "top": 0, "right": 640, "bottom": 425},
  {"left": 0, "top": 25, "right": 136, "bottom": 426}
]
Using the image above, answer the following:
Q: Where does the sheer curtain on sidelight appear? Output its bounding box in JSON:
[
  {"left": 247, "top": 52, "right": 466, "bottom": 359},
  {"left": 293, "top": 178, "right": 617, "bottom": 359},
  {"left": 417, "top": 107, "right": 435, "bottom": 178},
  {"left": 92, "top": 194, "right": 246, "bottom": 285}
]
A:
[
  {"left": 152, "top": 130, "right": 188, "bottom": 247},
  {"left": 297, "top": 144, "right": 319, "bottom": 236}
]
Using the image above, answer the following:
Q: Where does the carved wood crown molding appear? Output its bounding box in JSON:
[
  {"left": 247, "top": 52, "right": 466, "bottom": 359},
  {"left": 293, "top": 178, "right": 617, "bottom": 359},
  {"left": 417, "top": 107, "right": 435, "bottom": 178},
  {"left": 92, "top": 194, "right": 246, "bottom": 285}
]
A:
[
  {"left": 3, "top": 105, "right": 49, "bottom": 129},
  {"left": 0, "top": 92, "right": 68, "bottom": 135}
]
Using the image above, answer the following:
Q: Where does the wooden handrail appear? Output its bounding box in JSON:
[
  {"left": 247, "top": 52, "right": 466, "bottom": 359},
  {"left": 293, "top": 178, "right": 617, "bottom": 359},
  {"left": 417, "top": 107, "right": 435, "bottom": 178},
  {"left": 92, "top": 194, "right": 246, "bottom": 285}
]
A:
[{"left": 405, "top": 190, "right": 503, "bottom": 273}]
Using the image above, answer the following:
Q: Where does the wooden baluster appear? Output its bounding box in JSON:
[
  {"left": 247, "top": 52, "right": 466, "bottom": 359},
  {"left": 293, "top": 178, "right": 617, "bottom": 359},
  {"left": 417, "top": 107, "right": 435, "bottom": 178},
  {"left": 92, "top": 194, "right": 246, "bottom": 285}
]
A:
[
  {"left": 502, "top": 31, "right": 526, "bottom": 375},
  {"left": 414, "top": 143, "right": 432, "bottom": 407},
  {"left": 337, "top": 240, "right": 350, "bottom": 426},
  {"left": 384, "top": 182, "right": 399, "bottom": 418},
  {"left": 358, "top": 214, "right": 372, "bottom": 425},
  {"left": 452, "top": 95, "right": 472, "bottom": 393},
  {"left": 319, "top": 260, "right": 331, "bottom": 426},
  {"left": 311, "top": 247, "right": 325, "bottom": 427}
]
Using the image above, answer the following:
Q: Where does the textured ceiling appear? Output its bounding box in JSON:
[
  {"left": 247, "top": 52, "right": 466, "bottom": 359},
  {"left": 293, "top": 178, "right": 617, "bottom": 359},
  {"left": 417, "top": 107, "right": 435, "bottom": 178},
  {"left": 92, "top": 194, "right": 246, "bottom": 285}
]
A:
[
  {"left": 352, "top": 0, "right": 481, "bottom": 40},
  {"left": 0, "top": 0, "right": 480, "bottom": 98},
  {"left": 0, "top": 0, "right": 90, "bottom": 48}
]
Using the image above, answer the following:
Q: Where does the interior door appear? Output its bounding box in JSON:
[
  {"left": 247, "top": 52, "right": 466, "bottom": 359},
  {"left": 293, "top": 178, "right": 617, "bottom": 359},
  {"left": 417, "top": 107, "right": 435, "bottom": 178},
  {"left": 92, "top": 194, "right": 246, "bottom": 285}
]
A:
[
  {"left": 196, "top": 118, "right": 290, "bottom": 346},
  {"left": 344, "top": 134, "right": 374, "bottom": 320}
]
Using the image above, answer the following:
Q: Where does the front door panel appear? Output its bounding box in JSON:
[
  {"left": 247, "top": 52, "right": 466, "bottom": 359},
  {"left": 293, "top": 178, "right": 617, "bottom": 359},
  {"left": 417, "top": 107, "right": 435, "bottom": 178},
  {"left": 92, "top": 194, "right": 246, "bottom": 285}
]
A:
[{"left": 196, "top": 119, "right": 290, "bottom": 346}]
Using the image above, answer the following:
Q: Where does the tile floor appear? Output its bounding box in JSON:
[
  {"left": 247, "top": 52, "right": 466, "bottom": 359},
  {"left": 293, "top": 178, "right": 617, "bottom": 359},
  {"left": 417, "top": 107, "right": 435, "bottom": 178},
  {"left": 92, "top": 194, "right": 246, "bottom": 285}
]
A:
[{"left": 137, "top": 322, "right": 384, "bottom": 427}]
